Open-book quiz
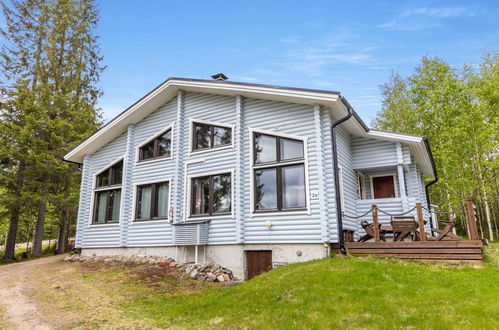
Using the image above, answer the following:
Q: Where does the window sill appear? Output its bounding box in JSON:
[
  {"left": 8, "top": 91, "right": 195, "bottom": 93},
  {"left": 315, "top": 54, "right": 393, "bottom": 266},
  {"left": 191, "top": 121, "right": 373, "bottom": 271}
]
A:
[
  {"left": 135, "top": 156, "right": 172, "bottom": 166},
  {"left": 131, "top": 219, "right": 171, "bottom": 225},
  {"left": 189, "top": 145, "right": 234, "bottom": 156},
  {"left": 88, "top": 222, "right": 120, "bottom": 227},
  {"left": 186, "top": 214, "right": 234, "bottom": 221},
  {"left": 251, "top": 210, "right": 311, "bottom": 217}
]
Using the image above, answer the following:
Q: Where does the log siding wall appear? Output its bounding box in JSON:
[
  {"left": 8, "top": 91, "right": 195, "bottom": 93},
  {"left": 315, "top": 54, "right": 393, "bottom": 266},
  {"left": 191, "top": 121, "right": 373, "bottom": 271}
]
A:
[{"left": 75, "top": 92, "right": 430, "bottom": 248}]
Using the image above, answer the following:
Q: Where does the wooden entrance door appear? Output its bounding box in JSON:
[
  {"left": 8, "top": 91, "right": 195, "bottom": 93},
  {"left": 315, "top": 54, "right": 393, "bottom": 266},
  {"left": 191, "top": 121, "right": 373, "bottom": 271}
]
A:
[
  {"left": 372, "top": 175, "right": 396, "bottom": 198},
  {"left": 246, "top": 250, "right": 272, "bottom": 280}
]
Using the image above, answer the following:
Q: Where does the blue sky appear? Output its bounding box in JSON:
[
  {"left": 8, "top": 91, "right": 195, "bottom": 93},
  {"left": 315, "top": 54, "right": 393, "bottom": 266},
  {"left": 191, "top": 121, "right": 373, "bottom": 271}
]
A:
[{"left": 96, "top": 1, "right": 498, "bottom": 123}]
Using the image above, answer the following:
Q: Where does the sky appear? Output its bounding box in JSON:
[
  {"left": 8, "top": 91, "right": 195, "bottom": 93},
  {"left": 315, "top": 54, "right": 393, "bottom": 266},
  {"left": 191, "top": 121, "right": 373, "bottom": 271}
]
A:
[{"left": 93, "top": 1, "right": 498, "bottom": 123}]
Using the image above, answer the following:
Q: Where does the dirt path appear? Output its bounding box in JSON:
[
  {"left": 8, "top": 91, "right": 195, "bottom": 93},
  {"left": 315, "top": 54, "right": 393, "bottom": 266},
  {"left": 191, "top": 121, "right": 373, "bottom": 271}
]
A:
[{"left": 0, "top": 255, "right": 66, "bottom": 329}]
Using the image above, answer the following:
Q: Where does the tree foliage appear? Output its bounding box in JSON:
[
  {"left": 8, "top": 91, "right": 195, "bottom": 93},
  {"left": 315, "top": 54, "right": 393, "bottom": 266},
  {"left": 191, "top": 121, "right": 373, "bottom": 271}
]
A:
[
  {"left": 373, "top": 54, "right": 499, "bottom": 240},
  {"left": 0, "top": 0, "right": 103, "bottom": 259}
]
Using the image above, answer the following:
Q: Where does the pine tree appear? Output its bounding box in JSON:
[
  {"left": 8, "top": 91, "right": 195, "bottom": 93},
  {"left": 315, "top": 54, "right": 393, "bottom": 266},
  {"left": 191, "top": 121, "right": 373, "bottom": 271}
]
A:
[{"left": 0, "top": 0, "right": 103, "bottom": 260}]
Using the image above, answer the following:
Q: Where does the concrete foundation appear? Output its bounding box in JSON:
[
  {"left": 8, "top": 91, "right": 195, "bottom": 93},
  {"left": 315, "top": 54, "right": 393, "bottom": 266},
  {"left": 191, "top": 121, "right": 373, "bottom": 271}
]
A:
[{"left": 81, "top": 243, "right": 329, "bottom": 279}]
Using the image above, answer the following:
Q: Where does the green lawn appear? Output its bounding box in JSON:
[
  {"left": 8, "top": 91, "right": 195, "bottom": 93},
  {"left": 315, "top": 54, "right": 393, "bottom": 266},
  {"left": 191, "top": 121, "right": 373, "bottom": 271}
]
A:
[{"left": 116, "top": 244, "right": 499, "bottom": 329}]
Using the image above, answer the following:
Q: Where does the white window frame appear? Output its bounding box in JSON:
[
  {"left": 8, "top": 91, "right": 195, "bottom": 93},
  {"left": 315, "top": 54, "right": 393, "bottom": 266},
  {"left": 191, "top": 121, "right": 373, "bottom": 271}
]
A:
[
  {"left": 185, "top": 169, "right": 235, "bottom": 221},
  {"left": 130, "top": 177, "right": 172, "bottom": 225},
  {"left": 369, "top": 173, "right": 398, "bottom": 199},
  {"left": 188, "top": 118, "right": 235, "bottom": 156},
  {"left": 249, "top": 128, "right": 311, "bottom": 217},
  {"left": 135, "top": 122, "right": 175, "bottom": 165},
  {"left": 89, "top": 155, "right": 125, "bottom": 227},
  {"left": 356, "top": 171, "right": 366, "bottom": 200}
]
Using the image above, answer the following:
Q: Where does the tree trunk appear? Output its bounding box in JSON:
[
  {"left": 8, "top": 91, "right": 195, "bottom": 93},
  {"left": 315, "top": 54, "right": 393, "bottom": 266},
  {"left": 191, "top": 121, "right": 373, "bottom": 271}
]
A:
[
  {"left": 55, "top": 207, "right": 70, "bottom": 255},
  {"left": 3, "top": 204, "right": 20, "bottom": 260},
  {"left": 31, "top": 199, "right": 47, "bottom": 258},
  {"left": 482, "top": 190, "right": 494, "bottom": 241}
]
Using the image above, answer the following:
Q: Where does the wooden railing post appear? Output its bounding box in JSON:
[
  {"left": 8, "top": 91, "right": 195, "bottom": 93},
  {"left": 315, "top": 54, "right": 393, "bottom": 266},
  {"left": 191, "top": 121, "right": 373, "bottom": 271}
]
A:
[
  {"left": 416, "top": 203, "right": 426, "bottom": 241},
  {"left": 466, "top": 200, "right": 479, "bottom": 241},
  {"left": 371, "top": 205, "right": 380, "bottom": 242}
]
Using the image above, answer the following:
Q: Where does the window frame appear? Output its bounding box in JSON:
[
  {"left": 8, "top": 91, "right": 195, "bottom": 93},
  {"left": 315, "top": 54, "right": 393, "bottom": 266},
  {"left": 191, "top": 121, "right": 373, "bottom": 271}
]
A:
[
  {"left": 249, "top": 128, "right": 310, "bottom": 216},
  {"left": 189, "top": 119, "right": 234, "bottom": 154},
  {"left": 91, "top": 157, "right": 124, "bottom": 225},
  {"left": 187, "top": 170, "right": 234, "bottom": 220},
  {"left": 369, "top": 173, "right": 398, "bottom": 199},
  {"left": 133, "top": 179, "right": 171, "bottom": 222},
  {"left": 135, "top": 124, "right": 174, "bottom": 164}
]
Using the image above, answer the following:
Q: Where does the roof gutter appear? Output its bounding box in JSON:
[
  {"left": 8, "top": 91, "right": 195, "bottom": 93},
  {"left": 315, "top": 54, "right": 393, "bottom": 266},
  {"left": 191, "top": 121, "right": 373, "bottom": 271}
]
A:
[
  {"left": 63, "top": 159, "right": 83, "bottom": 171},
  {"left": 423, "top": 137, "right": 438, "bottom": 229},
  {"left": 331, "top": 96, "right": 354, "bottom": 255}
]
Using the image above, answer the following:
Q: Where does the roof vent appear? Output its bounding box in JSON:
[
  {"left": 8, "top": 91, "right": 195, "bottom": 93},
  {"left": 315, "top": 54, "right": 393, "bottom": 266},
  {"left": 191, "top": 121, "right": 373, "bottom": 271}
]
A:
[{"left": 211, "top": 73, "right": 228, "bottom": 81}]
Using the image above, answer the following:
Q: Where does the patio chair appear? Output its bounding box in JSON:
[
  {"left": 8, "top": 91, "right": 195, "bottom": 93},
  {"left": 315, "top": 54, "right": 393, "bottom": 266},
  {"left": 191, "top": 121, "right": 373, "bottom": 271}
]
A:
[
  {"left": 391, "top": 216, "right": 418, "bottom": 241},
  {"left": 429, "top": 218, "right": 462, "bottom": 241},
  {"left": 357, "top": 220, "right": 387, "bottom": 242}
]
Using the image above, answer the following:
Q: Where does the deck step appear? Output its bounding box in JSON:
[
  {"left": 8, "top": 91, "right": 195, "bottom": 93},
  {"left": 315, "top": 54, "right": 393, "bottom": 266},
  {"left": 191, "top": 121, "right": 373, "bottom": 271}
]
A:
[{"left": 342, "top": 240, "right": 484, "bottom": 261}]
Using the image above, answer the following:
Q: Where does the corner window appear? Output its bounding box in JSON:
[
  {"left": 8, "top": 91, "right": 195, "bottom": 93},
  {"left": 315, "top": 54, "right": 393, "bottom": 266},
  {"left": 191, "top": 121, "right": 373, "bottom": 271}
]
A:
[
  {"left": 192, "top": 122, "right": 232, "bottom": 151},
  {"left": 135, "top": 181, "right": 170, "bottom": 221},
  {"left": 93, "top": 160, "right": 123, "bottom": 224},
  {"left": 191, "top": 173, "right": 231, "bottom": 216},
  {"left": 253, "top": 133, "right": 306, "bottom": 212},
  {"left": 139, "top": 129, "right": 171, "bottom": 161}
]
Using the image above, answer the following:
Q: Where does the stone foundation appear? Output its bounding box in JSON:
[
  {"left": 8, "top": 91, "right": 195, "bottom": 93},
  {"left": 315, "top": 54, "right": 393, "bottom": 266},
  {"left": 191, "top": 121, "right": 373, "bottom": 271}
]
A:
[{"left": 81, "top": 243, "right": 329, "bottom": 279}]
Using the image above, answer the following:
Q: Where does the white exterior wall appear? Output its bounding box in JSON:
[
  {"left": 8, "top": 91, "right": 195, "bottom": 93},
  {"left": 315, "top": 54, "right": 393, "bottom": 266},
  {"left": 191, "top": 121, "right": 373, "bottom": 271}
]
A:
[
  {"left": 75, "top": 91, "right": 432, "bottom": 250},
  {"left": 241, "top": 98, "right": 322, "bottom": 243}
]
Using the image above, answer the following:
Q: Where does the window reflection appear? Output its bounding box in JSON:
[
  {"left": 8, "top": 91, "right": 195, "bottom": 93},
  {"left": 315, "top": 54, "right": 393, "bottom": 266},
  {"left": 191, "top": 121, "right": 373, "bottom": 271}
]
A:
[
  {"left": 282, "top": 165, "right": 306, "bottom": 208},
  {"left": 255, "top": 168, "right": 277, "bottom": 210},
  {"left": 191, "top": 173, "right": 232, "bottom": 216},
  {"left": 254, "top": 134, "right": 277, "bottom": 163},
  {"left": 280, "top": 138, "right": 304, "bottom": 160}
]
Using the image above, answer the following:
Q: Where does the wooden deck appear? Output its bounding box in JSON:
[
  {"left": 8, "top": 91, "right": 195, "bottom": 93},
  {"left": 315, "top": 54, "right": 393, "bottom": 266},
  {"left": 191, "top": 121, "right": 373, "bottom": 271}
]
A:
[{"left": 342, "top": 240, "right": 484, "bottom": 261}]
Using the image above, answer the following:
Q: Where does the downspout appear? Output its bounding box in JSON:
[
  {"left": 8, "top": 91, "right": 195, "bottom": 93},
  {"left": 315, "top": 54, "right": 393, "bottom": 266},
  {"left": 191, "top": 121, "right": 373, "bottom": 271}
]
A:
[
  {"left": 423, "top": 137, "right": 438, "bottom": 229},
  {"left": 331, "top": 96, "right": 353, "bottom": 255}
]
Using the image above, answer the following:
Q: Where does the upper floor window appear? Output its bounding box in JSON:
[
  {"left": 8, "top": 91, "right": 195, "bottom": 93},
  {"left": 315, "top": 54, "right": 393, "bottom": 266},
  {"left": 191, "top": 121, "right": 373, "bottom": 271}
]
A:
[
  {"left": 139, "top": 129, "right": 171, "bottom": 161},
  {"left": 96, "top": 160, "right": 123, "bottom": 188},
  {"left": 93, "top": 160, "right": 123, "bottom": 224},
  {"left": 192, "top": 122, "right": 232, "bottom": 151},
  {"left": 135, "top": 181, "right": 170, "bottom": 221},
  {"left": 253, "top": 133, "right": 307, "bottom": 212},
  {"left": 254, "top": 133, "right": 304, "bottom": 164},
  {"left": 190, "top": 173, "right": 231, "bottom": 216}
]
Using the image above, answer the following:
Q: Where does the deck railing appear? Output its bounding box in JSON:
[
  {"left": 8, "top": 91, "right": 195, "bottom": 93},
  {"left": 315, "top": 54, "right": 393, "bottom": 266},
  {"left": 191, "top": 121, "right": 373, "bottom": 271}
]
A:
[{"left": 345, "top": 199, "right": 480, "bottom": 243}]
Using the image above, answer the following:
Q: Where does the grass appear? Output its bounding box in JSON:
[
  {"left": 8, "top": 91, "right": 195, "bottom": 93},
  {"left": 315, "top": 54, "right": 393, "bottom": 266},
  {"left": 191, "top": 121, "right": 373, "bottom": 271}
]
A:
[
  {"left": 122, "top": 255, "right": 498, "bottom": 329},
  {"left": 4, "top": 243, "right": 499, "bottom": 329},
  {"left": 0, "top": 305, "right": 14, "bottom": 329}
]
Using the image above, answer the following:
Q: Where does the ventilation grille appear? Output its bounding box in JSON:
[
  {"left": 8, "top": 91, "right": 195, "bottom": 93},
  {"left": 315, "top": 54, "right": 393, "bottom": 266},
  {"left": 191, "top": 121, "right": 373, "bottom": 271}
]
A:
[{"left": 174, "top": 221, "right": 210, "bottom": 245}]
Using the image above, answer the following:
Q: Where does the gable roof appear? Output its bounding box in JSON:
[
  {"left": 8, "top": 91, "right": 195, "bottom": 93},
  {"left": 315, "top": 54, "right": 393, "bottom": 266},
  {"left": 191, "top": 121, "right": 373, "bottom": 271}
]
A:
[{"left": 64, "top": 77, "right": 436, "bottom": 177}]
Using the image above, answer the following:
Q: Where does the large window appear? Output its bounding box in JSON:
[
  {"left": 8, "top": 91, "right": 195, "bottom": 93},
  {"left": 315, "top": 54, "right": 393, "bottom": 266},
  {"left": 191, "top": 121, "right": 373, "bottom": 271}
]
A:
[
  {"left": 139, "top": 129, "right": 171, "bottom": 161},
  {"left": 253, "top": 133, "right": 306, "bottom": 212},
  {"left": 93, "top": 160, "right": 123, "bottom": 224},
  {"left": 135, "top": 181, "right": 170, "bottom": 221},
  {"left": 192, "top": 122, "right": 232, "bottom": 151},
  {"left": 191, "top": 173, "right": 231, "bottom": 216}
]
